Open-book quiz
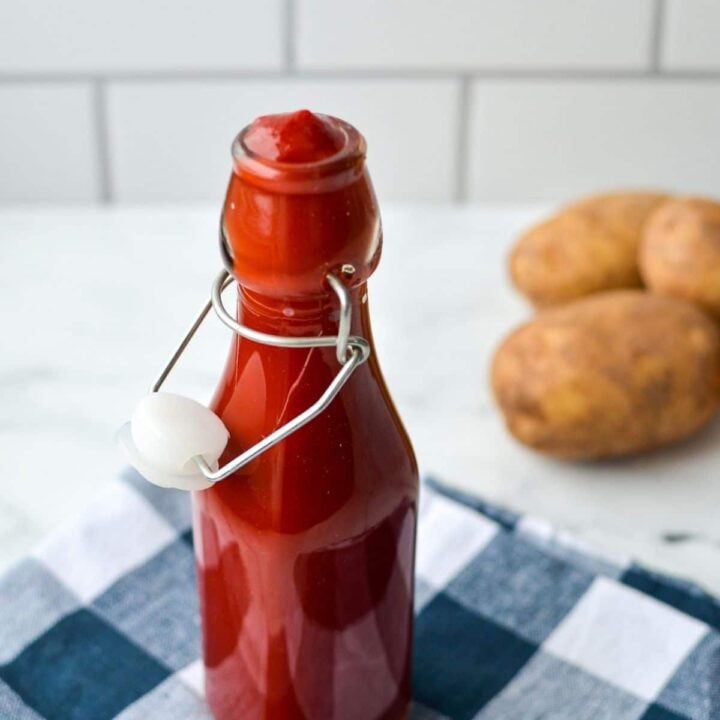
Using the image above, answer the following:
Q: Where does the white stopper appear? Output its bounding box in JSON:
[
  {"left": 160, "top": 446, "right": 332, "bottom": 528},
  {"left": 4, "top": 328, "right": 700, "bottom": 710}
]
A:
[{"left": 118, "top": 392, "right": 230, "bottom": 491}]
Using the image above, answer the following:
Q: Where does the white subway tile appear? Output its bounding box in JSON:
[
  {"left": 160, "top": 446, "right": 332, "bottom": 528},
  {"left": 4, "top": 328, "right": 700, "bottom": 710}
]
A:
[
  {"left": 296, "top": 0, "right": 654, "bottom": 71},
  {"left": 0, "top": 83, "right": 98, "bottom": 202},
  {"left": 0, "top": 0, "right": 282, "bottom": 73},
  {"left": 466, "top": 81, "right": 720, "bottom": 202},
  {"left": 107, "top": 79, "right": 459, "bottom": 202},
  {"left": 662, "top": 0, "right": 720, "bottom": 70}
]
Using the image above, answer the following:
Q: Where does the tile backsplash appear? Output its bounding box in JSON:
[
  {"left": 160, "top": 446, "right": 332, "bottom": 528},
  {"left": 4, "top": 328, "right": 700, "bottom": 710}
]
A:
[
  {"left": 107, "top": 79, "right": 460, "bottom": 203},
  {"left": 295, "top": 0, "right": 656, "bottom": 70},
  {"left": 1, "top": 0, "right": 718, "bottom": 204}
]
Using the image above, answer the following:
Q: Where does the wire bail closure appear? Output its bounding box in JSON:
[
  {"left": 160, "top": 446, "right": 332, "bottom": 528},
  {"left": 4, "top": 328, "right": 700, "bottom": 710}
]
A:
[{"left": 119, "top": 268, "right": 370, "bottom": 490}]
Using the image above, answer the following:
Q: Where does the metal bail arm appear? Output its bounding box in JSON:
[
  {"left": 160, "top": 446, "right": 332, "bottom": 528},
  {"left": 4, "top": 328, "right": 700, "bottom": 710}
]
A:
[{"left": 151, "top": 269, "right": 370, "bottom": 485}]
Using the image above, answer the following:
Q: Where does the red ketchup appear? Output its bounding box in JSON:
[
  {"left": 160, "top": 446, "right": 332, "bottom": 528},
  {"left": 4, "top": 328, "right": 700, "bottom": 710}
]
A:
[{"left": 193, "top": 110, "right": 419, "bottom": 719}]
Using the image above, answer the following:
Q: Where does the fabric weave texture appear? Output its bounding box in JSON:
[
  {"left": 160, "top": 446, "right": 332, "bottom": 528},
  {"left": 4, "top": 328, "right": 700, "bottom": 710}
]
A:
[{"left": 1, "top": 471, "right": 718, "bottom": 720}]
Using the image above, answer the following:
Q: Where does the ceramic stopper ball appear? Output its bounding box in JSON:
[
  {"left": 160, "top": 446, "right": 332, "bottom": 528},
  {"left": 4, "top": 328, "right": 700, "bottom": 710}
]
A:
[{"left": 118, "top": 392, "right": 229, "bottom": 491}]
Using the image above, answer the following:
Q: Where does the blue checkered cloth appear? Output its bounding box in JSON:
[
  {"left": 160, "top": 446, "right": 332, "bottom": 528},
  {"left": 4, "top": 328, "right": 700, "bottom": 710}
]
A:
[{"left": 1, "top": 470, "right": 719, "bottom": 720}]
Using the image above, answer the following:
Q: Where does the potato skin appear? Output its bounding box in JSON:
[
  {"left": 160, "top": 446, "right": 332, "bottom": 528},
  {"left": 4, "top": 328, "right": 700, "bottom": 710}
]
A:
[
  {"left": 640, "top": 198, "right": 720, "bottom": 318},
  {"left": 491, "top": 290, "right": 720, "bottom": 459},
  {"left": 510, "top": 192, "right": 668, "bottom": 307}
]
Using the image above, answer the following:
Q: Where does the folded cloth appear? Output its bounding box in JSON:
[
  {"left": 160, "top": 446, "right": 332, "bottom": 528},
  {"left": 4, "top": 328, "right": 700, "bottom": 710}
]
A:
[{"left": 1, "top": 471, "right": 719, "bottom": 720}]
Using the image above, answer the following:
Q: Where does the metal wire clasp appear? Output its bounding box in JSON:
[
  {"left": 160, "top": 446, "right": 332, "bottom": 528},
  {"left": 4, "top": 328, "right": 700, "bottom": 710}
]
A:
[{"left": 151, "top": 269, "right": 370, "bottom": 484}]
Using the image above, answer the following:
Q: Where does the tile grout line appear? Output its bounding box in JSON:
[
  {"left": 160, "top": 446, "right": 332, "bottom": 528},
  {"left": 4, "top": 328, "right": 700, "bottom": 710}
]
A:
[
  {"left": 92, "top": 79, "right": 112, "bottom": 203},
  {"left": 650, "top": 0, "right": 666, "bottom": 74},
  {"left": 284, "top": 0, "right": 296, "bottom": 74},
  {"left": 455, "top": 76, "right": 471, "bottom": 203},
  {"left": 3, "top": 69, "right": 720, "bottom": 84}
]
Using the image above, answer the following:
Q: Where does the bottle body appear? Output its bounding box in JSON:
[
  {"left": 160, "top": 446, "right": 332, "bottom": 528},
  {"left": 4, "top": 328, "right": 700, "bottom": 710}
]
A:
[
  {"left": 193, "top": 110, "right": 418, "bottom": 719},
  {"left": 193, "top": 287, "right": 417, "bottom": 719}
]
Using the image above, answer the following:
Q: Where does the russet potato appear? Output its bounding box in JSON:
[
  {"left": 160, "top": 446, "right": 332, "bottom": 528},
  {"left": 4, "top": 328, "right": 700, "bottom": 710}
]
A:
[
  {"left": 640, "top": 197, "right": 720, "bottom": 318},
  {"left": 510, "top": 192, "right": 668, "bottom": 307},
  {"left": 491, "top": 290, "right": 720, "bottom": 459}
]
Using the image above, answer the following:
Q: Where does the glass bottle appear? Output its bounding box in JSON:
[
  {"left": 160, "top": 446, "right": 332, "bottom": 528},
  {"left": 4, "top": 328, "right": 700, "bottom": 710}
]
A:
[{"left": 193, "top": 110, "right": 418, "bottom": 720}]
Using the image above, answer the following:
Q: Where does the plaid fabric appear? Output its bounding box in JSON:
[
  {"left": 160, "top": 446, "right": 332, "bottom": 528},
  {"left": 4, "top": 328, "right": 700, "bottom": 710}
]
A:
[{"left": 1, "top": 471, "right": 719, "bottom": 720}]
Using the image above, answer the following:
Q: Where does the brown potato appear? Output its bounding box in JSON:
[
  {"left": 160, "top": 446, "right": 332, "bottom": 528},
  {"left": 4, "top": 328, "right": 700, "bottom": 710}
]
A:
[
  {"left": 491, "top": 290, "right": 720, "bottom": 459},
  {"left": 640, "top": 197, "right": 720, "bottom": 318},
  {"left": 510, "top": 192, "right": 669, "bottom": 307}
]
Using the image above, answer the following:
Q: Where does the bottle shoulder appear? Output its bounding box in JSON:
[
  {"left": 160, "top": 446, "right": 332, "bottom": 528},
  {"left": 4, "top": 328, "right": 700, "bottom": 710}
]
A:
[{"left": 206, "top": 340, "right": 417, "bottom": 534}]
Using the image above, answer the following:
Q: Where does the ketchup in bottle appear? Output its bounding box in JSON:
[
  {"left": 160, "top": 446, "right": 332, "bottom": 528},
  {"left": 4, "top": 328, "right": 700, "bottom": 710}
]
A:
[{"left": 193, "top": 110, "right": 419, "bottom": 720}]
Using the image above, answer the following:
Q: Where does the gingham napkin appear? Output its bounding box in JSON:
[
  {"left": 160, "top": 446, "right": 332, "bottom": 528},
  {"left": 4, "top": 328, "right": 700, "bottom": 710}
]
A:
[{"left": 1, "top": 471, "right": 719, "bottom": 720}]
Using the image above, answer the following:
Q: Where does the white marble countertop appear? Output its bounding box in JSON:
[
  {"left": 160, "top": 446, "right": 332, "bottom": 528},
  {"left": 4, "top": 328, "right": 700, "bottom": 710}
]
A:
[{"left": 3, "top": 203, "right": 720, "bottom": 592}]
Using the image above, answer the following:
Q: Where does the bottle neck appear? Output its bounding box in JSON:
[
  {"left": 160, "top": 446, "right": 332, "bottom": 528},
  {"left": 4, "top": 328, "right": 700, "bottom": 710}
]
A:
[{"left": 236, "top": 283, "right": 372, "bottom": 342}]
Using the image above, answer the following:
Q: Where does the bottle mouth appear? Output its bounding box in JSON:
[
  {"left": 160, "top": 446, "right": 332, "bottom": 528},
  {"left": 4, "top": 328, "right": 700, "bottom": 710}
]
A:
[{"left": 232, "top": 114, "right": 367, "bottom": 194}]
